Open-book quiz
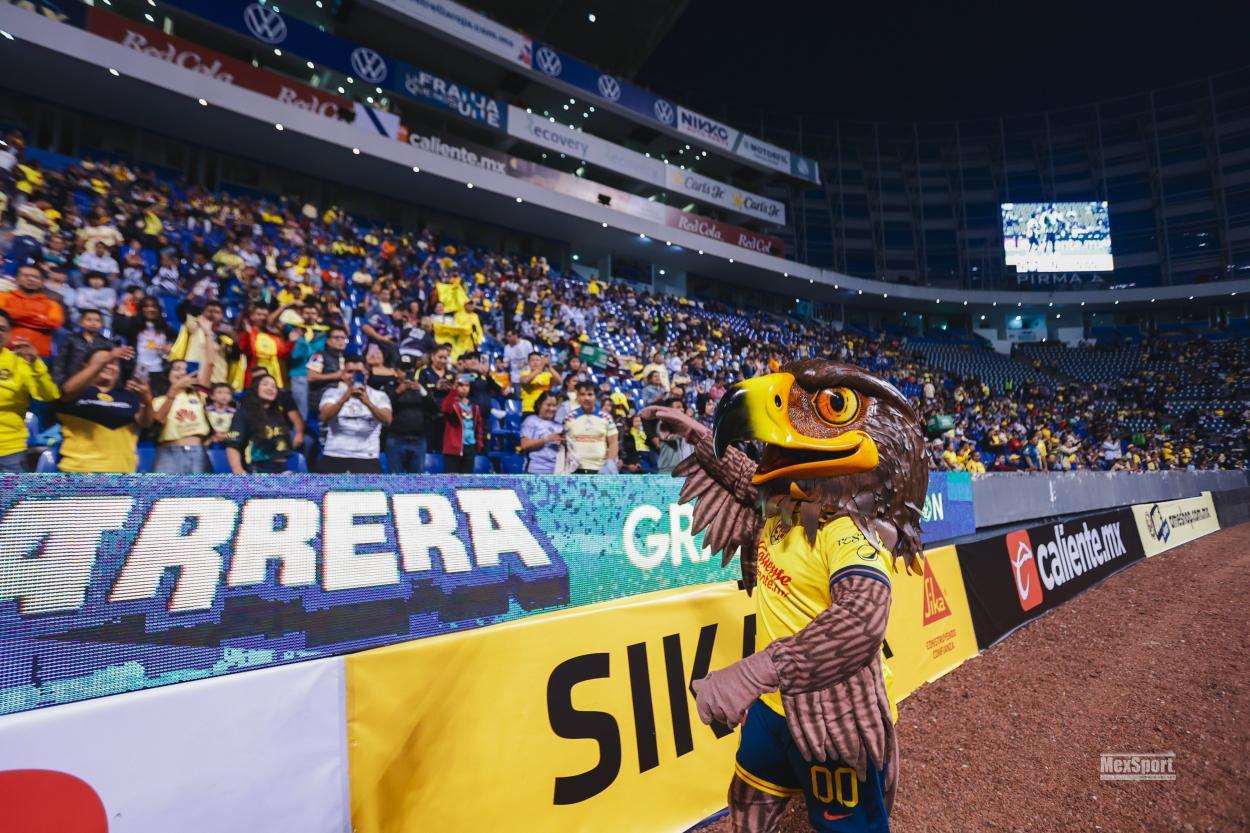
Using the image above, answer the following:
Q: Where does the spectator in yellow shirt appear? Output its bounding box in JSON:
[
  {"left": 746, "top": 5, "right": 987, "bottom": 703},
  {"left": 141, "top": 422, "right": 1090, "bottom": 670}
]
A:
[
  {"left": 520, "top": 352, "right": 561, "bottom": 414},
  {"left": 0, "top": 310, "right": 58, "bottom": 472}
]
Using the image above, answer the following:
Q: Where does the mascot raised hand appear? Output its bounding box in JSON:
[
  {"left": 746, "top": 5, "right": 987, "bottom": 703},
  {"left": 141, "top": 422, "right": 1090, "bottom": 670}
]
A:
[{"left": 642, "top": 360, "right": 927, "bottom": 833}]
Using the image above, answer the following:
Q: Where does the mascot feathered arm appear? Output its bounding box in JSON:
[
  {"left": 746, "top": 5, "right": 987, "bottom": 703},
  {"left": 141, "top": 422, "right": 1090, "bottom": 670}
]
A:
[{"left": 640, "top": 405, "right": 762, "bottom": 588}]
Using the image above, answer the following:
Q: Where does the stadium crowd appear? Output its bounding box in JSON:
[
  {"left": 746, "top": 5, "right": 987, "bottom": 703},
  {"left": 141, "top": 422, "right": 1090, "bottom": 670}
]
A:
[{"left": 0, "top": 139, "right": 1245, "bottom": 475}]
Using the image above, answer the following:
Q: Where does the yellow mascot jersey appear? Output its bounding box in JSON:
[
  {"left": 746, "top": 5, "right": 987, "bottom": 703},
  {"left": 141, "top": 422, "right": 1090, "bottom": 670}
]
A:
[{"left": 755, "top": 513, "right": 897, "bottom": 720}]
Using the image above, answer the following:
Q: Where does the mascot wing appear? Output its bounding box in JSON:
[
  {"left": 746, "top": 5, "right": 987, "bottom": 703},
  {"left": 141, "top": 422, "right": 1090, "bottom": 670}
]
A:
[{"left": 643, "top": 406, "right": 763, "bottom": 588}]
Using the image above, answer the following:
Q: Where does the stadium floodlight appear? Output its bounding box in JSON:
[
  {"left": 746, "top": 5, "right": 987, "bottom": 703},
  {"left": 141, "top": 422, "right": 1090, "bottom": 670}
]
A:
[
  {"left": 315, "top": 0, "right": 323, "bottom": 6},
  {"left": 366, "top": 97, "right": 374, "bottom": 104},
  {"left": 0, "top": 30, "right": 12, "bottom": 40},
  {"left": 883, "top": 293, "right": 888, "bottom": 299},
  {"left": 274, "top": 48, "right": 281, "bottom": 56},
  {"left": 936, "top": 298, "right": 941, "bottom": 304},
  {"left": 992, "top": 301, "right": 997, "bottom": 306},
  {"left": 466, "top": 183, "right": 474, "bottom": 189},
  {"left": 352, "top": 148, "right": 361, "bottom": 155},
  {"left": 1115, "top": 300, "right": 1120, "bottom": 305},
  {"left": 572, "top": 254, "right": 579, "bottom": 261},
  {"left": 108, "top": 68, "right": 120, "bottom": 76},
  {"left": 783, "top": 272, "right": 788, "bottom": 277},
  {"left": 274, "top": 123, "right": 284, "bottom": 130},
  {"left": 1056, "top": 314, "right": 1062, "bottom": 319},
  {"left": 347, "top": 77, "right": 354, "bottom": 83},
  {"left": 569, "top": 98, "right": 576, "bottom": 105},
  {"left": 145, "top": 13, "right": 155, "bottom": 22},
  {"left": 588, "top": 12, "right": 596, "bottom": 22},
  {"left": 1189, "top": 296, "right": 1195, "bottom": 300},
  {"left": 197, "top": 98, "right": 207, "bottom": 106},
  {"left": 589, "top": 106, "right": 595, "bottom": 112},
  {"left": 563, "top": 104, "right": 569, "bottom": 111},
  {"left": 1151, "top": 298, "right": 1156, "bottom": 303},
  {"left": 660, "top": 270, "right": 666, "bottom": 275},
  {"left": 697, "top": 250, "right": 703, "bottom": 255},
  {"left": 411, "top": 166, "right": 420, "bottom": 173},
  {"left": 601, "top": 222, "right": 608, "bottom": 228},
  {"left": 729, "top": 258, "right": 734, "bottom": 263},
  {"left": 376, "top": 87, "right": 382, "bottom": 94},
  {"left": 337, "top": 87, "right": 345, "bottom": 94},
  {"left": 1048, "top": 302, "right": 1053, "bottom": 307},
  {"left": 639, "top": 233, "right": 646, "bottom": 239},
  {"left": 515, "top": 197, "right": 523, "bottom": 203},
  {"left": 858, "top": 289, "right": 863, "bottom": 295},
  {"left": 980, "top": 314, "right": 986, "bottom": 320},
  {"left": 526, "top": 108, "right": 532, "bottom": 114},
  {"left": 1080, "top": 301, "right": 1086, "bottom": 306},
  {"left": 306, "top": 61, "right": 315, "bottom": 69},
  {"left": 809, "top": 279, "right": 814, "bottom": 284}
]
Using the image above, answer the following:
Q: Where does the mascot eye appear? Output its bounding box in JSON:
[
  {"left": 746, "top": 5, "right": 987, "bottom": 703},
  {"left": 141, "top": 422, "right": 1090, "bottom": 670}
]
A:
[{"left": 813, "top": 387, "right": 859, "bottom": 426}]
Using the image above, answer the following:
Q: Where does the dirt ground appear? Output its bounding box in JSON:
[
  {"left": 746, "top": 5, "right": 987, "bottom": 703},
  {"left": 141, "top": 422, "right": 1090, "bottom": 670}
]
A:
[{"left": 703, "top": 523, "right": 1250, "bottom": 833}]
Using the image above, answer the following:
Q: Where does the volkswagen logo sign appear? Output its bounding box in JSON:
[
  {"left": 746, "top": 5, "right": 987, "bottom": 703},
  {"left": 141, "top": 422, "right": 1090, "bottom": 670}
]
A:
[
  {"left": 597, "top": 74, "right": 621, "bottom": 101},
  {"left": 534, "top": 46, "right": 562, "bottom": 76},
  {"left": 653, "top": 99, "right": 674, "bottom": 125},
  {"left": 351, "top": 47, "right": 388, "bottom": 84},
  {"left": 243, "top": 3, "right": 287, "bottom": 45}
]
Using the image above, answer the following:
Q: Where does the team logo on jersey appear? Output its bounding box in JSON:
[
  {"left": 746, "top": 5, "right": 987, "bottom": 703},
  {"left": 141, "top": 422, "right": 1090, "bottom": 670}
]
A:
[
  {"left": 534, "top": 46, "right": 562, "bottom": 76},
  {"left": 855, "top": 543, "right": 879, "bottom": 562},
  {"left": 653, "top": 99, "right": 674, "bottom": 125},
  {"left": 769, "top": 519, "right": 791, "bottom": 545},
  {"left": 597, "top": 74, "right": 621, "bottom": 101},
  {"left": 350, "top": 47, "right": 388, "bottom": 85},
  {"left": 1005, "top": 529, "right": 1043, "bottom": 611},
  {"left": 243, "top": 3, "right": 287, "bottom": 45}
]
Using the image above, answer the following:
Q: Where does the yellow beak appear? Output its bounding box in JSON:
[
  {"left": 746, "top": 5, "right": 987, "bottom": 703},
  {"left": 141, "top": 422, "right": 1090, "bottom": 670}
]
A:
[{"left": 712, "top": 372, "right": 880, "bottom": 484}]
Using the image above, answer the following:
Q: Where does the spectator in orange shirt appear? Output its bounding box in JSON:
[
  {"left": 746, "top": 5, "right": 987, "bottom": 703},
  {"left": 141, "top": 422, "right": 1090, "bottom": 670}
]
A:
[{"left": 0, "top": 262, "right": 64, "bottom": 358}]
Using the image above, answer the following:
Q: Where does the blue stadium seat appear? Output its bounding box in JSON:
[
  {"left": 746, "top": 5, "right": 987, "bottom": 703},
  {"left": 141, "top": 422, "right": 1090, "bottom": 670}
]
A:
[
  {"left": 35, "top": 448, "right": 57, "bottom": 473},
  {"left": 208, "top": 447, "right": 231, "bottom": 473},
  {"left": 286, "top": 452, "right": 308, "bottom": 473},
  {"left": 472, "top": 455, "right": 494, "bottom": 474},
  {"left": 136, "top": 443, "right": 156, "bottom": 473},
  {"left": 500, "top": 453, "right": 525, "bottom": 474},
  {"left": 424, "top": 453, "right": 446, "bottom": 474}
]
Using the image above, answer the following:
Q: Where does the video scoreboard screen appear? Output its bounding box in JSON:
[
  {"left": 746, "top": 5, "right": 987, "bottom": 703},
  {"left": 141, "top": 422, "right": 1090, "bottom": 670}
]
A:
[{"left": 1002, "top": 201, "right": 1113, "bottom": 272}]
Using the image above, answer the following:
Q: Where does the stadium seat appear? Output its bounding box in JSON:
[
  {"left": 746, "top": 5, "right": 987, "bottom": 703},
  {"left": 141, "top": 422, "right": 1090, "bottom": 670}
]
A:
[
  {"left": 136, "top": 444, "right": 156, "bottom": 473},
  {"left": 208, "top": 447, "right": 231, "bottom": 474},
  {"left": 500, "top": 453, "right": 526, "bottom": 474},
  {"left": 34, "top": 448, "right": 57, "bottom": 473},
  {"left": 424, "top": 453, "right": 446, "bottom": 474},
  {"left": 472, "top": 455, "right": 494, "bottom": 474},
  {"left": 286, "top": 453, "right": 309, "bottom": 473}
]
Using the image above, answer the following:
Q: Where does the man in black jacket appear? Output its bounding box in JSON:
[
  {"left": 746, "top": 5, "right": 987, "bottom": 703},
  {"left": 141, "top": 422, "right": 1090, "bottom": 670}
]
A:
[
  {"left": 387, "top": 354, "right": 438, "bottom": 473},
  {"left": 52, "top": 308, "right": 113, "bottom": 385}
]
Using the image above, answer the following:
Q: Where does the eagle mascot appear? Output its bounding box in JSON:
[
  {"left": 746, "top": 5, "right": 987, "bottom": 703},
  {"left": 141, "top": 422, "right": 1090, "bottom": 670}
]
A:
[{"left": 642, "top": 360, "right": 927, "bottom": 833}]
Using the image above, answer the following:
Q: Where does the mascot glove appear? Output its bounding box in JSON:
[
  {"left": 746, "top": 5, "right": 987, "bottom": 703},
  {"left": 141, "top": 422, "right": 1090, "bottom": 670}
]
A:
[
  {"left": 691, "top": 648, "right": 779, "bottom": 728},
  {"left": 639, "top": 405, "right": 708, "bottom": 444}
]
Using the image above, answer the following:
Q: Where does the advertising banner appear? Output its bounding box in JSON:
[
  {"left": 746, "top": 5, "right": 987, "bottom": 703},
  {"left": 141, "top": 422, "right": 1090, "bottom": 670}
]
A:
[
  {"left": 86, "top": 7, "right": 355, "bottom": 122},
  {"left": 676, "top": 106, "right": 739, "bottom": 152},
  {"left": 394, "top": 124, "right": 787, "bottom": 255},
  {"left": 168, "top": 0, "right": 397, "bottom": 88},
  {"left": 346, "top": 582, "right": 755, "bottom": 833},
  {"left": 378, "top": 0, "right": 532, "bottom": 68},
  {"left": 663, "top": 165, "right": 787, "bottom": 225},
  {"left": 0, "top": 658, "right": 348, "bottom": 833},
  {"left": 0, "top": 475, "right": 740, "bottom": 716},
  {"left": 506, "top": 105, "right": 665, "bottom": 187},
  {"left": 395, "top": 61, "right": 508, "bottom": 130},
  {"left": 530, "top": 42, "right": 678, "bottom": 135},
  {"left": 506, "top": 106, "right": 785, "bottom": 224},
  {"left": 918, "top": 472, "right": 976, "bottom": 542},
  {"left": 955, "top": 508, "right": 1145, "bottom": 648},
  {"left": 1131, "top": 492, "right": 1220, "bottom": 557},
  {"left": 882, "top": 545, "right": 979, "bottom": 702},
  {"left": 164, "top": 0, "right": 511, "bottom": 133},
  {"left": 735, "top": 133, "right": 792, "bottom": 177}
]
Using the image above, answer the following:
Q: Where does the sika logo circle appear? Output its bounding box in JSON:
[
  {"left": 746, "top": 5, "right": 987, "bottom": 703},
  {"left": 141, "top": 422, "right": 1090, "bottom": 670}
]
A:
[
  {"left": 597, "top": 74, "right": 621, "bottom": 101},
  {"left": 350, "top": 47, "right": 387, "bottom": 84},
  {"left": 243, "top": 3, "right": 287, "bottom": 44},
  {"left": 534, "top": 46, "right": 562, "bottom": 76},
  {"left": 1005, "top": 529, "right": 1044, "bottom": 611},
  {"left": 653, "top": 99, "right": 675, "bottom": 125}
]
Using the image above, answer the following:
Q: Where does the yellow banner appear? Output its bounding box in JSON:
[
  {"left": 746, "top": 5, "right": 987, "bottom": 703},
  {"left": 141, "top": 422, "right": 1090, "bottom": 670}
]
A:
[
  {"left": 346, "top": 583, "right": 755, "bottom": 833},
  {"left": 1132, "top": 492, "right": 1221, "bottom": 557},
  {"left": 883, "top": 545, "right": 979, "bottom": 701}
]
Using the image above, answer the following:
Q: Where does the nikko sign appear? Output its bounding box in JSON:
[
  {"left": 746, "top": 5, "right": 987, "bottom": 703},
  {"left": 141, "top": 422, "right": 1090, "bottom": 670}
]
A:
[{"left": 0, "top": 475, "right": 737, "bottom": 716}]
